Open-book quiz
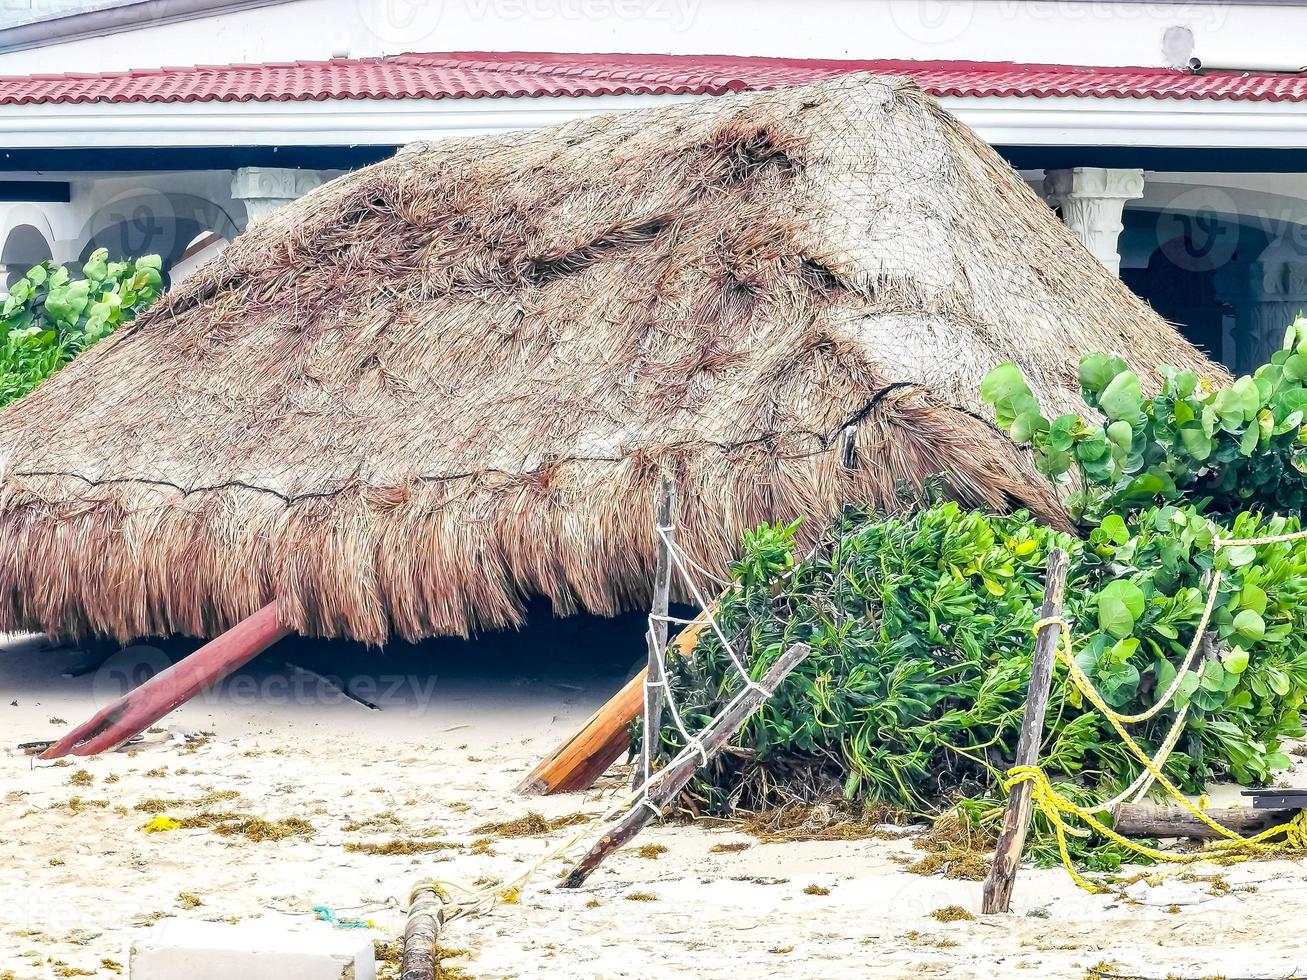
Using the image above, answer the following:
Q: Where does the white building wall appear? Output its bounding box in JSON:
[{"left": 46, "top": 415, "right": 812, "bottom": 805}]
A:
[
  {"left": 0, "top": 170, "right": 241, "bottom": 284},
  {"left": 0, "top": 0, "right": 1301, "bottom": 76}
]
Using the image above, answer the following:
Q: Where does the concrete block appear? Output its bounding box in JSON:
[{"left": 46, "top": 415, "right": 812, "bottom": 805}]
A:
[{"left": 131, "top": 920, "right": 375, "bottom": 980}]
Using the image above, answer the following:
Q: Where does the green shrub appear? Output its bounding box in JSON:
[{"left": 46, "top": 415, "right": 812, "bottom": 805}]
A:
[
  {"left": 660, "top": 502, "right": 1307, "bottom": 815},
  {"left": 0, "top": 249, "right": 162, "bottom": 407},
  {"left": 983, "top": 320, "right": 1307, "bottom": 521},
  {"left": 657, "top": 322, "right": 1307, "bottom": 824}
]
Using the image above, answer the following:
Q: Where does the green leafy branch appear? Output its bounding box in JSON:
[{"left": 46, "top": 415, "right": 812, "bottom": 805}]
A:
[
  {"left": 0, "top": 248, "right": 163, "bottom": 408},
  {"left": 981, "top": 320, "right": 1307, "bottom": 521}
]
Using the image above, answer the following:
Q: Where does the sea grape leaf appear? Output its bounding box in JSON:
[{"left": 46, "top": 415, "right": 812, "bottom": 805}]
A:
[
  {"left": 1097, "top": 581, "right": 1145, "bottom": 639},
  {"left": 1098, "top": 371, "right": 1143, "bottom": 421},
  {"left": 1233, "top": 609, "right": 1266, "bottom": 643}
]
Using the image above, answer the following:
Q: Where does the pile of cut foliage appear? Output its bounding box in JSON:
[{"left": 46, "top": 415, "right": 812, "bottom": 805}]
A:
[
  {"left": 655, "top": 320, "right": 1307, "bottom": 856},
  {"left": 0, "top": 249, "right": 162, "bottom": 407}
]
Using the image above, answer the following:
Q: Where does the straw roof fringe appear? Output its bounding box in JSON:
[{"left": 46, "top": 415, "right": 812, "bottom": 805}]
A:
[{"left": 0, "top": 75, "right": 1221, "bottom": 643}]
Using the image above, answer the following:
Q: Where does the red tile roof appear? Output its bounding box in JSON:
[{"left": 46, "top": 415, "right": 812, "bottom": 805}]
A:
[{"left": 1, "top": 51, "right": 1305, "bottom": 106}]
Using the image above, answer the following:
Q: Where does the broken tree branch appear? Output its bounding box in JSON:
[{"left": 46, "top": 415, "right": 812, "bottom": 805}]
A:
[
  {"left": 1112, "top": 803, "right": 1297, "bottom": 839},
  {"left": 401, "top": 886, "right": 446, "bottom": 980}
]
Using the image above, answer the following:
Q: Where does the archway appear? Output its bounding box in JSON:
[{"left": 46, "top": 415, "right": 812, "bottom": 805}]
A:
[
  {"left": 1121, "top": 208, "right": 1273, "bottom": 371},
  {"left": 1, "top": 223, "right": 52, "bottom": 289},
  {"left": 77, "top": 191, "right": 240, "bottom": 277}
]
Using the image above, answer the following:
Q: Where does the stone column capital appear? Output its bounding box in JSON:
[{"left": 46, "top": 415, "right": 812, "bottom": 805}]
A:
[
  {"left": 1044, "top": 167, "right": 1145, "bottom": 277},
  {"left": 1044, "top": 167, "right": 1145, "bottom": 203},
  {"left": 230, "top": 167, "right": 327, "bottom": 227}
]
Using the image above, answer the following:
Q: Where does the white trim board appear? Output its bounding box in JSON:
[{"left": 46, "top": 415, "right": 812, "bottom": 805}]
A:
[{"left": 3, "top": 92, "right": 1307, "bottom": 149}]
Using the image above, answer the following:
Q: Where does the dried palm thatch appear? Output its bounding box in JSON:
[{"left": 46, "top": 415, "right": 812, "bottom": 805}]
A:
[{"left": 0, "top": 74, "right": 1220, "bottom": 644}]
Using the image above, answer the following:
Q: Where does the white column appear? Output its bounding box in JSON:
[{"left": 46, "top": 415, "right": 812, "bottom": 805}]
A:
[
  {"left": 1215, "top": 240, "right": 1307, "bottom": 374},
  {"left": 1044, "top": 167, "right": 1145, "bottom": 277},
  {"left": 230, "top": 167, "right": 327, "bottom": 229}
]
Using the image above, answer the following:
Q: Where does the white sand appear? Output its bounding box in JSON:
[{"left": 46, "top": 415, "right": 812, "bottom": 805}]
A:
[{"left": 4, "top": 632, "right": 1307, "bottom": 980}]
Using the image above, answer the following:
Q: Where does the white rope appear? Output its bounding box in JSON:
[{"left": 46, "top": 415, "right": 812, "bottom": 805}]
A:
[
  {"left": 675, "top": 549, "right": 733, "bottom": 588},
  {"left": 659, "top": 525, "right": 766, "bottom": 696},
  {"left": 644, "top": 625, "right": 709, "bottom": 770},
  {"left": 656, "top": 672, "right": 711, "bottom": 767},
  {"left": 408, "top": 492, "right": 836, "bottom": 933},
  {"left": 639, "top": 516, "right": 767, "bottom": 810},
  {"left": 652, "top": 522, "right": 733, "bottom": 587},
  {"left": 649, "top": 613, "right": 703, "bottom": 625},
  {"left": 408, "top": 500, "right": 796, "bottom": 925}
]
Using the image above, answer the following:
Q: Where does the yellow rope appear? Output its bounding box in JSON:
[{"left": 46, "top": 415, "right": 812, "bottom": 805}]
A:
[
  {"left": 1005, "top": 766, "right": 1307, "bottom": 894},
  {"left": 1088, "top": 568, "right": 1221, "bottom": 725},
  {"left": 1013, "top": 524, "right": 1307, "bottom": 892}
]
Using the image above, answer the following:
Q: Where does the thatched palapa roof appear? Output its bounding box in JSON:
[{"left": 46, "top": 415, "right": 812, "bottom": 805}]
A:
[{"left": 0, "top": 75, "right": 1218, "bottom": 644}]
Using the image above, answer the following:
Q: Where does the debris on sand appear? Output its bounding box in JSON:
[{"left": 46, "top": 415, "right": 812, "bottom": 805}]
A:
[
  {"left": 343, "top": 838, "right": 458, "bottom": 856},
  {"left": 471, "top": 811, "right": 590, "bottom": 838},
  {"left": 930, "top": 905, "right": 975, "bottom": 923},
  {"left": 741, "top": 803, "right": 907, "bottom": 844},
  {"left": 904, "top": 812, "right": 996, "bottom": 881}
]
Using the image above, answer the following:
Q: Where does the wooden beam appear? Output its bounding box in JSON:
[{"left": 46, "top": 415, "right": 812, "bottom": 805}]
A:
[
  {"left": 41, "top": 601, "right": 291, "bottom": 759},
  {"left": 517, "top": 670, "right": 645, "bottom": 796},
  {"left": 1113, "top": 803, "right": 1297, "bottom": 839},
  {"left": 637, "top": 476, "right": 676, "bottom": 789},
  {"left": 517, "top": 607, "right": 714, "bottom": 796},
  {"left": 400, "top": 886, "right": 446, "bottom": 980},
  {"left": 560, "top": 642, "right": 811, "bottom": 888},
  {"left": 981, "top": 549, "right": 1069, "bottom": 915}
]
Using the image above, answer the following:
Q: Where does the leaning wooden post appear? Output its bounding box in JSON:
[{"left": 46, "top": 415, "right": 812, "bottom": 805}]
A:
[
  {"left": 518, "top": 670, "right": 646, "bottom": 796},
  {"left": 41, "top": 601, "right": 291, "bottom": 759},
  {"left": 517, "top": 606, "right": 715, "bottom": 796},
  {"left": 562, "top": 642, "right": 810, "bottom": 888},
  {"left": 981, "top": 548, "right": 1069, "bottom": 914},
  {"left": 400, "top": 886, "right": 446, "bottom": 980},
  {"left": 636, "top": 475, "right": 676, "bottom": 789}
]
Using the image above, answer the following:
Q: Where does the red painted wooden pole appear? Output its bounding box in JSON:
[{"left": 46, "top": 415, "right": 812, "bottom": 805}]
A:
[{"left": 41, "top": 601, "right": 292, "bottom": 759}]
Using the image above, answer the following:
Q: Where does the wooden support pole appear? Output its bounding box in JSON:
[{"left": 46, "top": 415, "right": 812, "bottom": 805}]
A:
[
  {"left": 560, "top": 642, "right": 810, "bottom": 889},
  {"left": 517, "top": 607, "right": 714, "bottom": 796},
  {"left": 400, "top": 886, "right": 446, "bottom": 980},
  {"left": 1112, "top": 803, "right": 1297, "bottom": 839},
  {"left": 637, "top": 476, "right": 676, "bottom": 789},
  {"left": 41, "top": 601, "right": 291, "bottom": 759},
  {"left": 981, "top": 548, "right": 1069, "bottom": 915},
  {"left": 517, "top": 670, "right": 645, "bottom": 796}
]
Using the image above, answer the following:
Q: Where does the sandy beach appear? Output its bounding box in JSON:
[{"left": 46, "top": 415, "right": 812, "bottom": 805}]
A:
[{"left": 5, "top": 618, "right": 1307, "bottom": 980}]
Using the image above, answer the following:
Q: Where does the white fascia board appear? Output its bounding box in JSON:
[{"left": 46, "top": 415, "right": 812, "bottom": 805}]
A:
[
  {"left": 4, "top": 92, "right": 1307, "bottom": 149},
  {"left": 0, "top": 93, "right": 705, "bottom": 148},
  {"left": 941, "top": 95, "right": 1307, "bottom": 149}
]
